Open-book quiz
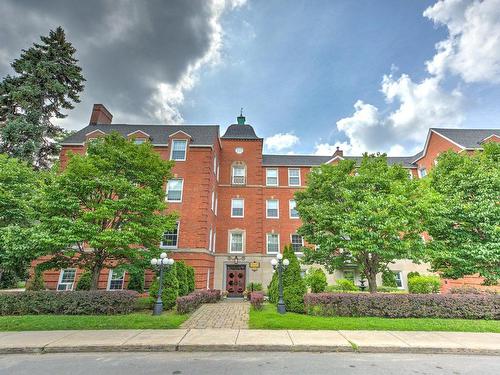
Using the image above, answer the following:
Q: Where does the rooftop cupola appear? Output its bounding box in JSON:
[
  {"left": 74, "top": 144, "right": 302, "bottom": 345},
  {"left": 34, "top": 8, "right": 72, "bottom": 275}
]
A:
[
  {"left": 237, "top": 108, "right": 246, "bottom": 125},
  {"left": 221, "top": 109, "right": 261, "bottom": 140}
]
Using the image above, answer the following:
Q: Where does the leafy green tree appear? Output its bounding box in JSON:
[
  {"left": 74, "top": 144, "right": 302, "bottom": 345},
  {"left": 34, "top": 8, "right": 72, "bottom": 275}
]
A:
[
  {"left": 296, "top": 154, "right": 425, "bottom": 293},
  {"left": 423, "top": 143, "right": 500, "bottom": 284},
  {"left": 382, "top": 270, "right": 397, "bottom": 288},
  {"left": 76, "top": 272, "right": 91, "bottom": 290},
  {"left": 186, "top": 266, "right": 195, "bottom": 293},
  {"left": 127, "top": 267, "right": 145, "bottom": 293},
  {"left": 268, "top": 245, "right": 307, "bottom": 313},
  {"left": 149, "top": 263, "right": 179, "bottom": 310},
  {"left": 35, "top": 133, "right": 177, "bottom": 289},
  {"left": 175, "top": 261, "right": 188, "bottom": 297},
  {"left": 0, "top": 155, "right": 41, "bottom": 285},
  {"left": 304, "top": 268, "right": 327, "bottom": 293},
  {"left": 0, "top": 27, "right": 84, "bottom": 169}
]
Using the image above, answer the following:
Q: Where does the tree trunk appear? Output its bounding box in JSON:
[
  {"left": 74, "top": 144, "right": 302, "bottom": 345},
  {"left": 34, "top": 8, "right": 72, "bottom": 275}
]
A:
[
  {"left": 367, "top": 271, "right": 377, "bottom": 293},
  {"left": 90, "top": 256, "right": 104, "bottom": 290}
]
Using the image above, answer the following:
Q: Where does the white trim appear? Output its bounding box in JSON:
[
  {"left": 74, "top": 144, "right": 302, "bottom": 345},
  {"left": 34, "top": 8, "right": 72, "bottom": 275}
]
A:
[
  {"left": 325, "top": 155, "right": 345, "bottom": 164},
  {"left": 412, "top": 129, "right": 465, "bottom": 163},
  {"left": 160, "top": 221, "right": 180, "bottom": 249},
  {"left": 56, "top": 268, "right": 76, "bottom": 291},
  {"left": 394, "top": 271, "right": 404, "bottom": 289},
  {"left": 189, "top": 144, "right": 213, "bottom": 149},
  {"left": 418, "top": 168, "right": 427, "bottom": 178},
  {"left": 266, "top": 168, "right": 279, "bottom": 186},
  {"left": 61, "top": 142, "right": 85, "bottom": 146},
  {"left": 266, "top": 199, "right": 279, "bottom": 219},
  {"left": 290, "top": 233, "right": 304, "bottom": 254},
  {"left": 168, "top": 130, "right": 192, "bottom": 139},
  {"left": 166, "top": 178, "right": 184, "bottom": 202},
  {"left": 215, "top": 195, "right": 218, "bottom": 216},
  {"left": 213, "top": 155, "right": 217, "bottom": 175},
  {"left": 213, "top": 231, "right": 216, "bottom": 253},
  {"left": 480, "top": 134, "right": 499, "bottom": 143},
  {"left": 126, "top": 130, "right": 150, "bottom": 137},
  {"left": 107, "top": 269, "right": 126, "bottom": 291},
  {"left": 170, "top": 139, "right": 188, "bottom": 161},
  {"left": 288, "top": 168, "right": 301, "bottom": 186},
  {"left": 266, "top": 233, "right": 280, "bottom": 254},
  {"left": 228, "top": 230, "right": 245, "bottom": 254},
  {"left": 211, "top": 190, "right": 215, "bottom": 212},
  {"left": 231, "top": 198, "right": 244, "bottom": 218},
  {"left": 209, "top": 227, "right": 213, "bottom": 252},
  {"left": 289, "top": 199, "right": 299, "bottom": 219},
  {"left": 85, "top": 129, "right": 106, "bottom": 137},
  {"left": 206, "top": 269, "right": 210, "bottom": 289}
]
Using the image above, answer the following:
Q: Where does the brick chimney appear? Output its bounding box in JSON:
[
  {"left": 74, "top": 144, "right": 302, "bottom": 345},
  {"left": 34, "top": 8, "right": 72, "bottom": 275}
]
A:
[
  {"left": 89, "top": 104, "right": 113, "bottom": 125},
  {"left": 333, "top": 146, "right": 343, "bottom": 158}
]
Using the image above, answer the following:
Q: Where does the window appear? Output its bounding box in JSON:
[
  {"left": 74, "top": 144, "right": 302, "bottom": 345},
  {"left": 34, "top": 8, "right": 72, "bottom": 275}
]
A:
[
  {"left": 230, "top": 231, "right": 244, "bottom": 253},
  {"left": 266, "top": 168, "right": 278, "bottom": 186},
  {"left": 288, "top": 168, "right": 301, "bottom": 186},
  {"left": 213, "top": 232, "right": 216, "bottom": 253},
  {"left": 57, "top": 269, "right": 76, "bottom": 291},
  {"left": 418, "top": 168, "right": 427, "bottom": 178},
  {"left": 134, "top": 138, "right": 146, "bottom": 145},
  {"left": 289, "top": 200, "right": 299, "bottom": 218},
  {"left": 171, "top": 139, "right": 187, "bottom": 161},
  {"left": 161, "top": 222, "right": 179, "bottom": 248},
  {"left": 166, "top": 179, "right": 183, "bottom": 202},
  {"left": 231, "top": 198, "right": 244, "bottom": 217},
  {"left": 394, "top": 271, "right": 403, "bottom": 288},
  {"left": 107, "top": 269, "right": 125, "bottom": 290},
  {"left": 232, "top": 165, "right": 246, "bottom": 185},
  {"left": 213, "top": 155, "right": 217, "bottom": 174},
  {"left": 211, "top": 191, "right": 215, "bottom": 211},
  {"left": 266, "top": 233, "right": 280, "bottom": 254},
  {"left": 291, "top": 234, "right": 304, "bottom": 253},
  {"left": 209, "top": 227, "right": 213, "bottom": 252},
  {"left": 215, "top": 195, "right": 218, "bottom": 216},
  {"left": 408, "top": 170, "right": 414, "bottom": 179},
  {"left": 266, "top": 199, "right": 279, "bottom": 218}
]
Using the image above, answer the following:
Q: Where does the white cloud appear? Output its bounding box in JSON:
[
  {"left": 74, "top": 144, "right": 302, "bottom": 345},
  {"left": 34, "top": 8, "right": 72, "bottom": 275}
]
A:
[
  {"left": 424, "top": 0, "right": 500, "bottom": 83},
  {"left": 265, "top": 132, "right": 300, "bottom": 152},
  {"left": 313, "top": 141, "right": 352, "bottom": 156}
]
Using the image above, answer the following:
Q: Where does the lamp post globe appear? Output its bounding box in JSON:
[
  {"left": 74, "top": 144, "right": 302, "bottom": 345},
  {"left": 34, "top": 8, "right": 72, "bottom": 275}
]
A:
[
  {"left": 270, "top": 253, "right": 289, "bottom": 314},
  {"left": 151, "top": 253, "right": 173, "bottom": 316}
]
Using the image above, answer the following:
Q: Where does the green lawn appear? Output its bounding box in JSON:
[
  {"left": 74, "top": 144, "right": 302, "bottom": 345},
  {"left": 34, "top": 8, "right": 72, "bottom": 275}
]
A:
[
  {"left": 250, "top": 304, "right": 500, "bottom": 333},
  {"left": 0, "top": 311, "right": 188, "bottom": 331}
]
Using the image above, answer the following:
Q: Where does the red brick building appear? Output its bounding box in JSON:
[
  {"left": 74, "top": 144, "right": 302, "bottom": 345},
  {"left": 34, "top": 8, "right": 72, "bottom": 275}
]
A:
[{"left": 42, "top": 104, "right": 499, "bottom": 294}]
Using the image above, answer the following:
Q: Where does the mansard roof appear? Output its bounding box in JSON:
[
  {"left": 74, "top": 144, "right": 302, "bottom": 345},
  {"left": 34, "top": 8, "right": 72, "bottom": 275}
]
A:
[
  {"left": 221, "top": 124, "right": 261, "bottom": 140},
  {"left": 62, "top": 124, "right": 220, "bottom": 146}
]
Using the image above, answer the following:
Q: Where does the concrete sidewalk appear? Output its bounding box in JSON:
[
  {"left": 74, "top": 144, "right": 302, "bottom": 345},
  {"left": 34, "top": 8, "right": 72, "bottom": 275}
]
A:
[{"left": 0, "top": 329, "right": 499, "bottom": 355}]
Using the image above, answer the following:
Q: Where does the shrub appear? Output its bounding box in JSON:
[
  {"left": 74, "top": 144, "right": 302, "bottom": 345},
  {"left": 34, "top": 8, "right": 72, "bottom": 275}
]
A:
[
  {"left": 303, "top": 293, "right": 500, "bottom": 319},
  {"left": 186, "top": 266, "right": 195, "bottom": 294},
  {"left": 377, "top": 286, "right": 406, "bottom": 293},
  {"left": 134, "top": 296, "right": 154, "bottom": 311},
  {"left": 176, "top": 289, "right": 221, "bottom": 314},
  {"left": 408, "top": 276, "right": 441, "bottom": 294},
  {"left": 0, "top": 270, "right": 19, "bottom": 289},
  {"left": 76, "top": 272, "right": 91, "bottom": 290},
  {"left": 127, "top": 268, "right": 145, "bottom": 293},
  {"left": 268, "top": 245, "right": 307, "bottom": 313},
  {"left": 26, "top": 269, "right": 45, "bottom": 291},
  {"left": 407, "top": 271, "right": 420, "bottom": 280},
  {"left": 176, "top": 261, "right": 189, "bottom": 297},
  {"left": 305, "top": 268, "right": 328, "bottom": 293},
  {"left": 382, "top": 270, "right": 397, "bottom": 288},
  {"left": 247, "top": 282, "right": 263, "bottom": 292},
  {"left": 0, "top": 291, "right": 138, "bottom": 315},
  {"left": 149, "top": 263, "right": 179, "bottom": 310},
  {"left": 331, "top": 278, "right": 358, "bottom": 292},
  {"left": 449, "top": 286, "right": 482, "bottom": 294},
  {"left": 250, "top": 291, "right": 264, "bottom": 310}
]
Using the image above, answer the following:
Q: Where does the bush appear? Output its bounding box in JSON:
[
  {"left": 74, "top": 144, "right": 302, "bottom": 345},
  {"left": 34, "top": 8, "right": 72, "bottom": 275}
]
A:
[
  {"left": 305, "top": 268, "right": 328, "bottom": 293},
  {"left": 176, "top": 289, "right": 221, "bottom": 314},
  {"left": 377, "top": 286, "right": 406, "bottom": 293},
  {"left": 407, "top": 271, "right": 420, "bottom": 280},
  {"left": 408, "top": 276, "right": 441, "bottom": 294},
  {"left": 134, "top": 296, "right": 154, "bottom": 311},
  {"left": 329, "top": 279, "right": 358, "bottom": 292},
  {"left": 149, "top": 263, "right": 179, "bottom": 310},
  {"left": 449, "top": 286, "right": 482, "bottom": 294},
  {"left": 0, "top": 291, "right": 138, "bottom": 315},
  {"left": 268, "top": 245, "right": 307, "bottom": 313},
  {"left": 76, "top": 272, "right": 91, "bottom": 290},
  {"left": 382, "top": 270, "right": 397, "bottom": 288},
  {"left": 303, "top": 293, "right": 500, "bottom": 319},
  {"left": 247, "top": 282, "right": 263, "bottom": 292},
  {"left": 26, "top": 269, "right": 45, "bottom": 291},
  {"left": 0, "top": 270, "right": 19, "bottom": 289},
  {"left": 176, "top": 261, "right": 189, "bottom": 297},
  {"left": 250, "top": 291, "right": 264, "bottom": 310},
  {"left": 127, "top": 268, "right": 145, "bottom": 293},
  {"left": 186, "top": 266, "right": 195, "bottom": 294}
]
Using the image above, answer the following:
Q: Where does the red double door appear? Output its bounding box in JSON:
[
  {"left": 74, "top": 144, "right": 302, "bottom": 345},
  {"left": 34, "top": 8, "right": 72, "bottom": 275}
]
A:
[{"left": 225, "top": 265, "right": 246, "bottom": 297}]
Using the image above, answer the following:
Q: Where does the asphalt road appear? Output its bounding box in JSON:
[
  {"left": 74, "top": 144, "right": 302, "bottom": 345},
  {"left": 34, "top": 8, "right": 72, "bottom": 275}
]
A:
[{"left": 0, "top": 352, "right": 499, "bottom": 375}]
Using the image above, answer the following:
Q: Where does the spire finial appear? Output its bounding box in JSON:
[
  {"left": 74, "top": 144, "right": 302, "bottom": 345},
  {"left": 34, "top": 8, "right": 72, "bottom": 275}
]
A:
[
  {"left": 237, "top": 108, "right": 246, "bottom": 125},
  {"left": 240, "top": 107, "right": 243, "bottom": 117}
]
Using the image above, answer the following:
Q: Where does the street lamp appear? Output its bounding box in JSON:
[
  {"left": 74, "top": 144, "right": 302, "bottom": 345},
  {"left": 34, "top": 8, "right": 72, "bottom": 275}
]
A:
[
  {"left": 270, "top": 253, "right": 290, "bottom": 314},
  {"left": 150, "top": 252, "right": 175, "bottom": 316}
]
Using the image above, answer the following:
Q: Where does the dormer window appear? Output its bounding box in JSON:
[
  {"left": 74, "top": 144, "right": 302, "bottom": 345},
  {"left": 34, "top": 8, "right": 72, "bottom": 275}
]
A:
[
  {"left": 134, "top": 138, "right": 146, "bottom": 145},
  {"left": 171, "top": 140, "right": 187, "bottom": 161},
  {"left": 232, "top": 164, "right": 246, "bottom": 185}
]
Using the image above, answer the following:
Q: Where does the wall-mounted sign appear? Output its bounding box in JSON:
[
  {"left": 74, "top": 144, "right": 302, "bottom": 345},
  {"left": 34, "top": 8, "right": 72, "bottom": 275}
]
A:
[{"left": 249, "top": 261, "right": 260, "bottom": 271}]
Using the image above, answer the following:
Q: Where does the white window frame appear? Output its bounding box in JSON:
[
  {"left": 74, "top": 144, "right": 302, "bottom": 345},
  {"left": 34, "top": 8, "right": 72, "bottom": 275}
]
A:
[
  {"left": 211, "top": 190, "right": 215, "bottom": 212},
  {"left": 229, "top": 230, "right": 245, "bottom": 254},
  {"left": 213, "top": 155, "right": 217, "bottom": 174},
  {"left": 266, "top": 233, "right": 280, "bottom": 254},
  {"left": 161, "top": 222, "right": 180, "bottom": 249},
  {"left": 231, "top": 198, "right": 245, "bottom": 218},
  {"left": 291, "top": 234, "right": 304, "bottom": 254},
  {"left": 170, "top": 139, "right": 188, "bottom": 161},
  {"left": 266, "top": 168, "right": 279, "bottom": 186},
  {"left": 289, "top": 199, "right": 299, "bottom": 219},
  {"left": 266, "top": 199, "right": 279, "bottom": 219},
  {"left": 57, "top": 268, "right": 76, "bottom": 291},
  {"left": 133, "top": 138, "right": 146, "bottom": 145},
  {"left": 394, "top": 271, "right": 404, "bottom": 289},
  {"left": 418, "top": 168, "right": 427, "bottom": 178},
  {"left": 215, "top": 195, "right": 218, "bottom": 216},
  {"left": 288, "top": 168, "right": 301, "bottom": 186},
  {"left": 213, "top": 232, "right": 216, "bottom": 253},
  {"left": 232, "top": 165, "right": 246, "bottom": 185},
  {"left": 209, "top": 227, "right": 213, "bottom": 252},
  {"left": 166, "top": 178, "right": 184, "bottom": 202},
  {"left": 107, "top": 269, "right": 126, "bottom": 291}
]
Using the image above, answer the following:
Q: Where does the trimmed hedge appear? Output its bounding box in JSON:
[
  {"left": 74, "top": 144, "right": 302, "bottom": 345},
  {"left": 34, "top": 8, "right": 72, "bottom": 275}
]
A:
[
  {"left": 304, "top": 293, "right": 500, "bottom": 319},
  {"left": 408, "top": 276, "right": 441, "bottom": 294},
  {"left": 0, "top": 291, "right": 138, "bottom": 315},
  {"left": 176, "top": 289, "right": 221, "bottom": 314}
]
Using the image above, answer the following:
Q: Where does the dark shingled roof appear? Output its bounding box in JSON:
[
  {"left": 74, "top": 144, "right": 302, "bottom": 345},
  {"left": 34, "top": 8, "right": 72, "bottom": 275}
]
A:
[
  {"left": 432, "top": 128, "right": 499, "bottom": 148},
  {"left": 62, "top": 124, "right": 220, "bottom": 146},
  {"left": 222, "top": 124, "right": 261, "bottom": 140},
  {"left": 262, "top": 154, "right": 417, "bottom": 168}
]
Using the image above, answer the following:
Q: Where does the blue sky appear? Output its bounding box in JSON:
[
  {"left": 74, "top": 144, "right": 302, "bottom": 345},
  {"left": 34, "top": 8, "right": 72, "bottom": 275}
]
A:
[{"left": 2, "top": 0, "right": 500, "bottom": 156}]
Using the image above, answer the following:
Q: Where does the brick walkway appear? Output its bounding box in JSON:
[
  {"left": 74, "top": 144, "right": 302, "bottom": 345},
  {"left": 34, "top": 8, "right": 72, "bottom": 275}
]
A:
[{"left": 181, "top": 300, "right": 250, "bottom": 329}]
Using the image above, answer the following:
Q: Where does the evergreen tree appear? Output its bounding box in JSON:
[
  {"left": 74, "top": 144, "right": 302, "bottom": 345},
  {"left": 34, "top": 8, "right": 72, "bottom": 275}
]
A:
[
  {"left": 186, "top": 266, "right": 195, "bottom": 293},
  {"left": 175, "top": 261, "right": 188, "bottom": 296},
  {"left": 127, "top": 268, "right": 145, "bottom": 293},
  {"left": 0, "top": 26, "right": 84, "bottom": 169},
  {"left": 149, "top": 263, "right": 179, "bottom": 310}
]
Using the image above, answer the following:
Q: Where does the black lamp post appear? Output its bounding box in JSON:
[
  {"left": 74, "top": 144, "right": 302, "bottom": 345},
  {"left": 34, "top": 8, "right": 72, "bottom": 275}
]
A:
[
  {"left": 150, "top": 252, "right": 174, "bottom": 316},
  {"left": 270, "top": 253, "right": 289, "bottom": 314}
]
